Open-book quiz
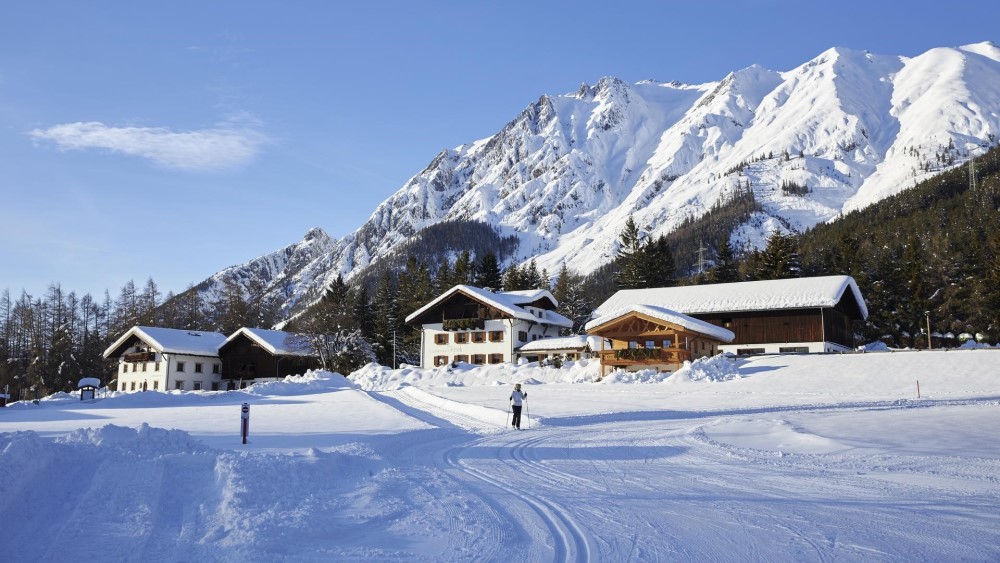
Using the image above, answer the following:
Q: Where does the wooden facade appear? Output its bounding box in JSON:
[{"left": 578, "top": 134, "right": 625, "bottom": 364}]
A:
[
  {"left": 408, "top": 293, "right": 514, "bottom": 328},
  {"left": 696, "top": 292, "right": 863, "bottom": 351},
  {"left": 218, "top": 332, "right": 318, "bottom": 383},
  {"left": 588, "top": 312, "right": 726, "bottom": 375}
]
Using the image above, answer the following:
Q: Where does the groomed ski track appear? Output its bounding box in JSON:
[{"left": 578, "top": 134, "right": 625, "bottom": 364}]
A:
[{"left": 368, "top": 387, "right": 1000, "bottom": 561}]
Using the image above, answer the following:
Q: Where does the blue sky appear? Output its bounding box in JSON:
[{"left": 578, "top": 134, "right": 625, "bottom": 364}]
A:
[{"left": 2, "top": 0, "right": 998, "bottom": 300}]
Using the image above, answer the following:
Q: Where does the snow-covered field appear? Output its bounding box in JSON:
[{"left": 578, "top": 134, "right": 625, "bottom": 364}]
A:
[{"left": 2, "top": 350, "right": 999, "bottom": 561}]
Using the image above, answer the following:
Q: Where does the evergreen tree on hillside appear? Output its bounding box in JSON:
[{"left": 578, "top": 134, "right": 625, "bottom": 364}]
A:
[
  {"left": 371, "top": 271, "right": 400, "bottom": 368},
  {"left": 614, "top": 216, "right": 647, "bottom": 289},
  {"left": 434, "top": 259, "right": 452, "bottom": 293},
  {"left": 643, "top": 235, "right": 676, "bottom": 288},
  {"left": 397, "top": 256, "right": 432, "bottom": 362},
  {"left": 707, "top": 237, "right": 741, "bottom": 283},
  {"left": 352, "top": 285, "right": 375, "bottom": 342},
  {"left": 452, "top": 250, "right": 474, "bottom": 287},
  {"left": 756, "top": 232, "right": 801, "bottom": 280},
  {"left": 552, "top": 264, "right": 592, "bottom": 334},
  {"left": 502, "top": 263, "right": 525, "bottom": 291},
  {"left": 552, "top": 264, "right": 571, "bottom": 305},
  {"left": 524, "top": 260, "right": 543, "bottom": 289},
  {"left": 474, "top": 251, "right": 503, "bottom": 291}
]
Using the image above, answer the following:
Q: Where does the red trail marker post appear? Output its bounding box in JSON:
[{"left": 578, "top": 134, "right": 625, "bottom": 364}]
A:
[{"left": 241, "top": 402, "right": 250, "bottom": 444}]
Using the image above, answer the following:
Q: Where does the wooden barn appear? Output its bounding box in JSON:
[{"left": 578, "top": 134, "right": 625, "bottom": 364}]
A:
[
  {"left": 218, "top": 327, "right": 319, "bottom": 385},
  {"left": 589, "top": 275, "right": 868, "bottom": 355}
]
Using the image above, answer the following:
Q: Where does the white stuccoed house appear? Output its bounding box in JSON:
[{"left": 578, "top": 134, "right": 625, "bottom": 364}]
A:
[
  {"left": 405, "top": 285, "right": 573, "bottom": 368},
  {"left": 103, "top": 326, "right": 227, "bottom": 392}
]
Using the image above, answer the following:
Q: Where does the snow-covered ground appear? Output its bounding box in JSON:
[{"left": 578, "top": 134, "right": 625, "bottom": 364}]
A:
[{"left": 2, "top": 350, "right": 999, "bottom": 561}]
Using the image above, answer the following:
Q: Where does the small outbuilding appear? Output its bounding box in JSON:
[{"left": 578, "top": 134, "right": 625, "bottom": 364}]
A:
[
  {"left": 78, "top": 377, "right": 101, "bottom": 401},
  {"left": 517, "top": 335, "right": 609, "bottom": 363}
]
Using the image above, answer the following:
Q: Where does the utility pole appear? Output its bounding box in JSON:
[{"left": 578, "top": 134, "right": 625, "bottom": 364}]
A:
[
  {"left": 925, "top": 311, "right": 932, "bottom": 350},
  {"left": 695, "top": 240, "right": 709, "bottom": 275},
  {"left": 970, "top": 156, "right": 977, "bottom": 191}
]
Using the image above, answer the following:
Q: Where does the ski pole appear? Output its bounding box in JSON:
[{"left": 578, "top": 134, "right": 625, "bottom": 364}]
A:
[
  {"left": 506, "top": 399, "right": 511, "bottom": 427},
  {"left": 525, "top": 397, "right": 530, "bottom": 429}
]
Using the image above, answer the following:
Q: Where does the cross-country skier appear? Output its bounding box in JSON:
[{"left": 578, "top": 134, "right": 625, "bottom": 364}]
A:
[{"left": 510, "top": 383, "right": 527, "bottom": 430}]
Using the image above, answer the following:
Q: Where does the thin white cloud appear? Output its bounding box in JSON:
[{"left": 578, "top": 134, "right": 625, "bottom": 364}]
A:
[{"left": 28, "top": 120, "right": 268, "bottom": 171}]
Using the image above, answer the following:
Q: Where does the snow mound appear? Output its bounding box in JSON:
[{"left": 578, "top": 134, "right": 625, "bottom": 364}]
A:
[
  {"left": 602, "top": 354, "right": 743, "bottom": 384},
  {"left": 959, "top": 339, "right": 992, "bottom": 349},
  {"left": 671, "top": 354, "right": 743, "bottom": 382},
  {"left": 350, "top": 360, "right": 603, "bottom": 390},
  {"left": 244, "top": 369, "right": 356, "bottom": 396},
  {"left": 861, "top": 341, "right": 891, "bottom": 352},
  {"left": 58, "top": 423, "right": 208, "bottom": 455}
]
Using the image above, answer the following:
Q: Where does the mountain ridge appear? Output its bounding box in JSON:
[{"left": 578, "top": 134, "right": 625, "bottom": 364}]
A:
[{"left": 191, "top": 41, "right": 1000, "bottom": 320}]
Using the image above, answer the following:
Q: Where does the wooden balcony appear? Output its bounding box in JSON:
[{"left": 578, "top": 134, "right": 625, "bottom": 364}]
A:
[
  {"left": 597, "top": 348, "right": 692, "bottom": 366},
  {"left": 442, "top": 317, "right": 486, "bottom": 331},
  {"left": 124, "top": 352, "right": 155, "bottom": 363}
]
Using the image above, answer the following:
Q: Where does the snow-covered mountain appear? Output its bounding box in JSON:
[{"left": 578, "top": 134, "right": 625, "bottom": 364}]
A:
[{"left": 199, "top": 42, "right": 1000, "bottom": 318}]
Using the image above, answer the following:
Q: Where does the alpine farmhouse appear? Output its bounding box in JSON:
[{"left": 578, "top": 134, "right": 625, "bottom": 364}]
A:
[
  {"left": 405, "top": 285, "right": 573, "bottom": 368},
  {"left": 590, "top": 275, "right": 868, "bottom": 358},
  {"left": 104, "top": 326, "right": 320, "bottom": 392}
]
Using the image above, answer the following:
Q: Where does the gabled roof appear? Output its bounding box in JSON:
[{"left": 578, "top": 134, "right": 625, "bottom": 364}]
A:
[
  {"left": 586, "top": 305, "right": 736, "bottom": 342},
  {"left": 221, "top": 327, "right": 315, "bottom": 357},
  {"left": 592, "top": 276, "right": 868, "bottom": 319},
  {"left": 518, "top": 335, "right": 608, "bottom": 353},
  {"left": 405, "top": 285, "right": 572, "bottom": 328},
  {"left": 102, "top": 326, "right": 226, "bottom": 359}
]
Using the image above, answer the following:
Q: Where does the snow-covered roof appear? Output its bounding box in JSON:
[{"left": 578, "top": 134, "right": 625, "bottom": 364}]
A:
[
  {"left": 222, "top": 327, "right": 314, "bottom": 357},
  {"left": 102, "top": 326, "right": 227, "bottom": 358},
  {"left": 518, "top": 335, "right": 608, "bottom": 353},
  {"left": 405, "top": 285, "right": 572, "bottom": 328},
  {"left": 586, "top": 304, "right": 736, "bottom": 342},
  {"left": 77, "top": 377, "right": 101, "bottom": 388},
  {"left": 592, "top": 276, "right": 868, "bottom": 319}
]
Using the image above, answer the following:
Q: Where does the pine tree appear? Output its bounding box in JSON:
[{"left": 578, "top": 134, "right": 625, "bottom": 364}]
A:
[
  {"left": 474, "top": 251, "right": 503, "bottom": 291},
  {"left": 352, "top": 285, "right": 375, "bottom": 342},
  {"left": 552, "top": 264, "right": 572, "bottom": 305},
  {"left": 371, "top": 271, "right": 400, "bottom": 367},
  {"left": 643, "top": 235, "right": 675, "bottom": 288},
  {"left": 757, "top": 232, "right": 800, "bottom": 280},
  {"left": 524, "top": 260, "right": 539, "bottom": 289},
  {"left": 434, "top": 258, "right": 453, "bottom": 292},
  {"left": 452, "top": 250, "right": 474, "bottom": 287},
  {"left": 397, "top": 256, "right": 433, "bottom": 362},
  {"left": 614, "top": 216, "right": 646, "bottom": 289},
  {"left": 502, "top": 263, "right": 525, "bottom": 291},
  {"left": 708, "top": 237, "right": 741, "bottom": 283}
]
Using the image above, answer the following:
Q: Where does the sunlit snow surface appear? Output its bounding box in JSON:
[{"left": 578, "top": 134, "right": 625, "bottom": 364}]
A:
[{"left": 2, "top": 351, "right": 999, "bottom": 561}]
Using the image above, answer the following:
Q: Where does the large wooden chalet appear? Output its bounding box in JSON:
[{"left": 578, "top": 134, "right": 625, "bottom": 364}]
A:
[
  {"left": 405, "top": 285, "right": 573, "bottom": 368},
  {"left": 590, "top": 275, "right": 868, "bottom": 357}
]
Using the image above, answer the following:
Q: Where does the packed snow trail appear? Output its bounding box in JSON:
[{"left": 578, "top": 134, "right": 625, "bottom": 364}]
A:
[{"left": 367, "top": 389, "right": 1000, "bottom": 561}]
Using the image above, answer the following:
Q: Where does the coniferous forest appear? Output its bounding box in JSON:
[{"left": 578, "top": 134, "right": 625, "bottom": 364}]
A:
[{"left": 3, "top": 145, "right": 999, "bottom": 398}]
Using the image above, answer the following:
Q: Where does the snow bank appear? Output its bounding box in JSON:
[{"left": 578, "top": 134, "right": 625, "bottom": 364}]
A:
[
  {"left": 350, "top": 360, "right": 603, "bottom": 390},
  {"left": 243, "top": 369, "right": 356, "bottom": 396},
  {"left": 599, "top": 354, "right": 743, "bottom": 384},
  {"left": 60, "top": 422, "right": 209, "bottom": 454},
  {"left": 0, "top": 424, "right": 388, "bottom": 562}
]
